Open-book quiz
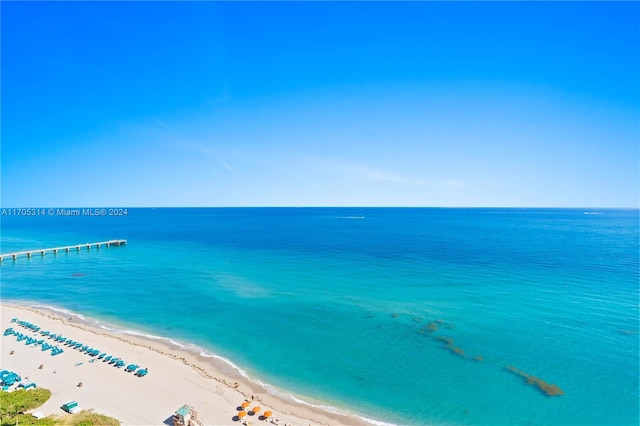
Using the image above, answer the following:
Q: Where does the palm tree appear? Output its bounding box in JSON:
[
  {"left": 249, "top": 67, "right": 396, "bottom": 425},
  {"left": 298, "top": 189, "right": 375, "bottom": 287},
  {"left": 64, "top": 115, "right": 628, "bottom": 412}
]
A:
[
  {"left": 16, "top": 405, "right": 26, "bottom": 425},
  {"left": 0, "top": 403, "right": 16, "bottom": 426},
  {"left": 0, "top": 404, "right": 8, "bottom": 425}
]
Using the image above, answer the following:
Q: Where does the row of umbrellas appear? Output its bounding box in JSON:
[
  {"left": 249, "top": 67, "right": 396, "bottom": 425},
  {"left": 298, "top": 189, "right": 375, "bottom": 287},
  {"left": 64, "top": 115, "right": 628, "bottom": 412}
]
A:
[
  {"left": 238, "top": 401, "right": 272, "bottom": 419},
  {"left": 10, "top": 317, "right": 148, "bottom": 377}
]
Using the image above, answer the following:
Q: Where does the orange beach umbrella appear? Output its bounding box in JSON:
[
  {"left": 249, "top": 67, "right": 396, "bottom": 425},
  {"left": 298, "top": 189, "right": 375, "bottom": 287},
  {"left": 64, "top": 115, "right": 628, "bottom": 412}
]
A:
[
  {"left": 263, "top": 411, "right": 273, "bottom": 418},
  {"left": 252, "top": 406, "right": 261, "bottom": 414},
  {"left": 238, "top": 411, "right": 247, "bottom": 418},
  {"left": 241, "top": 401, "right": 250, "bottom": 408}
]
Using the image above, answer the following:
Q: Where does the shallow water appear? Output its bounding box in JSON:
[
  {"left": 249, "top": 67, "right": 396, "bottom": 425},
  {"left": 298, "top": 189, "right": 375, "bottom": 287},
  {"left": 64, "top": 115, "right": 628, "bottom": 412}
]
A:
[{"left": 1, "top": 208, "right": 638, "bottom": 425}]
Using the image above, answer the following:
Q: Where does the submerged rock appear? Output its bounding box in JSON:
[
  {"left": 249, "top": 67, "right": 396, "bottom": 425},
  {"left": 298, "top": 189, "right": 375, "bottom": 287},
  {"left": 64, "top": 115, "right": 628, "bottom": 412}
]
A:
[
  {"left": 425, "top": 322, "right": 439, "bottom": 332},
  {"left": 436, "top": 336, "right": 454, "bottom": 345},
  {"left": 505, "top": 366, "right": 564, "bottom": 396}
]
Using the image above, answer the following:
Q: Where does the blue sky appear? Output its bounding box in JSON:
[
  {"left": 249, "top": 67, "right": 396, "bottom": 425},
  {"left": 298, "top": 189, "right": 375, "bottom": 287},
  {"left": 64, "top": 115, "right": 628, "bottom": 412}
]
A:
[{"left": 2, "top": 1, "right": 639, "bottom": 207}]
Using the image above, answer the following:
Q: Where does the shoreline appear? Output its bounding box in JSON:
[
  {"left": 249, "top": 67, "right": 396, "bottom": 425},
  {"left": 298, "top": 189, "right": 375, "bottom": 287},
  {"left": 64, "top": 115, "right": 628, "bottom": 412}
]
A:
[{"left": 1, "top": 302, "right": 381, "bottom": 426}]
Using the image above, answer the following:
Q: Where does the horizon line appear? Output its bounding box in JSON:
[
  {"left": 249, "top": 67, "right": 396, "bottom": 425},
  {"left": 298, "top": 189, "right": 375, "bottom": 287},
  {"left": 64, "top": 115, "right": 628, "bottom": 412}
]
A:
[{"left": 2, "top": 206, "right": 638, "bottom": 210}]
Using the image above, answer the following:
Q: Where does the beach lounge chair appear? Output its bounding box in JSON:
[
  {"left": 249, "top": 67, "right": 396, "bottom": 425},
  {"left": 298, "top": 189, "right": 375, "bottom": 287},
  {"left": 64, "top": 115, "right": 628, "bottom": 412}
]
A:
[
  {"left": 20, "top": 382, "right": 36, "bottom": 390},
  {"left": 103, "top": 355, "right": 112, "bottom": 362},
  {"left": 61, "top": 401, "right": 80, "bottom": 414},
  {"left": 98, "top": 353, "right": 106, "bottom": 359},
  {"left": 135, "top": 368, "right": 148, "bottom": 377},
  {"left": 125, "top": 364, "right": 139, "bottom": 372},
  {"left": 115, "top": 359, "right": 125, "bottom": 368},
  {"left": 0, "top": 371, "right": 21, "bottom": 385}
]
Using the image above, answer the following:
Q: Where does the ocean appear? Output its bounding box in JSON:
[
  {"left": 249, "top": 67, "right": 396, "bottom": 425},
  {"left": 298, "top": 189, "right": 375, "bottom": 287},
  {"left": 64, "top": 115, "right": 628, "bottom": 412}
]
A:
[{"left": 1, "top": 208, "right": 638, "bottom": 425}]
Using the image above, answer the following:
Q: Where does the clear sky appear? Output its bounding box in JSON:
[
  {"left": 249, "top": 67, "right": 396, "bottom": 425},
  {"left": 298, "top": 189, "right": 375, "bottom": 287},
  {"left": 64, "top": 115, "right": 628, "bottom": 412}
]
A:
[{"left": 2, "top": 1, "right": 639, "bottom": 207}]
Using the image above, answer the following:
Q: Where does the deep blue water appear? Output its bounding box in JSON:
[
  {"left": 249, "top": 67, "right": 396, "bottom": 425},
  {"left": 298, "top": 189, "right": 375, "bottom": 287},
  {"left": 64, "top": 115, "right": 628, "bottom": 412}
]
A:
[{"left": 1, "top": 208, "right": 638, "bottom": 425}]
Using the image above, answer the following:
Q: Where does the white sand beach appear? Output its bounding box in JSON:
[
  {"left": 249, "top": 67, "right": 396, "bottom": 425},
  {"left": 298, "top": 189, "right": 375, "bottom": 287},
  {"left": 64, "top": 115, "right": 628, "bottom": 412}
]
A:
[{"left": 1, "top": 303, "right": 369, "bottom": 426}]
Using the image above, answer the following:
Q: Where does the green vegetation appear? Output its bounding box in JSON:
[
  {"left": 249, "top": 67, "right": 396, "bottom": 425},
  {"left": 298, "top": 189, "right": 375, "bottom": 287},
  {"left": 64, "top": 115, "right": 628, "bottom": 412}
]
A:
[
  {"left": 1, "top": 388, "right": 52, "bottom": 425},
  {"left": 56, "top": 410, "right": 120, "bottom": 426},
  {"left": 3, "top": 414, "right": 56, "bottom": 426},
  {"left": 0, "top": 389, "right": 119, "bottom": 426}
]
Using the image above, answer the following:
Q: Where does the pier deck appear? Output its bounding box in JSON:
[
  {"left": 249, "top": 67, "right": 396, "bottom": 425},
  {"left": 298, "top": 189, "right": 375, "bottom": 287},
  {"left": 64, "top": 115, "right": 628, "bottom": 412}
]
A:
[{"left": 0, "top": 240, "right": 127, "bottom": 261}]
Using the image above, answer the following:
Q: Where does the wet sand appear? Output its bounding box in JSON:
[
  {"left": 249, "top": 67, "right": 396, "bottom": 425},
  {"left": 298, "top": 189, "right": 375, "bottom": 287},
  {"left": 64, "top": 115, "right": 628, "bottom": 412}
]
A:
[{"left": 1, "top": 303, "right": 371, "bottom": 425}]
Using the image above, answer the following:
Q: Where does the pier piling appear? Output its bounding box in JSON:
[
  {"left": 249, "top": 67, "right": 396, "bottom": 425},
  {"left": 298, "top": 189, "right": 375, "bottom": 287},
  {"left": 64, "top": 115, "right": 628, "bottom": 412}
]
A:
[{"left": 0, "top": 240, "right": 127, "bottom": 262}]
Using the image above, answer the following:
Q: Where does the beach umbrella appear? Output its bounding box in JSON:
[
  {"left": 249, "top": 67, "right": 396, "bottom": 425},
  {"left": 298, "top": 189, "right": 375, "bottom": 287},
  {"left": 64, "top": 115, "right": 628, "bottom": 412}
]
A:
[
  {"left": 241, "top": 401, "right": 250, "bottom": 408},
  {"left": 238, "top": 411, "right": 247, "bottom": 419},
  {"left": 252, "top": 407, "right": 261, "bottom": 414},
  {"left": 263, "top": 411, "right": 272, "bottom": 418}
]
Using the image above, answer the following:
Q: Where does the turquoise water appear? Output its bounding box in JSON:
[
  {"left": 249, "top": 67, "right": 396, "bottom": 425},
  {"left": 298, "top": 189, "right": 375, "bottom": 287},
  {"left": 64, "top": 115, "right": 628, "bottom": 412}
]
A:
[{"left": 1, "top": 208, "right": 638, "bottom": 425}]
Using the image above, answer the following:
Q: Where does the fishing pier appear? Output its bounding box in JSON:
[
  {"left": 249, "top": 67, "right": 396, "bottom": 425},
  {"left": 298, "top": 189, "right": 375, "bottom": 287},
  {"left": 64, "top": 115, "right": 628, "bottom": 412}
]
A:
[{"left": 0, "top": 240, "right": 127, "bottom": 262}]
